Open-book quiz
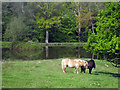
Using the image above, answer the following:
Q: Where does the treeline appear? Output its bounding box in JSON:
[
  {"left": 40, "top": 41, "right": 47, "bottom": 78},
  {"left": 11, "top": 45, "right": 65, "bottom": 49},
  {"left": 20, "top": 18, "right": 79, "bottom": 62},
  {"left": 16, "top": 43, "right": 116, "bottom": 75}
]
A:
[
  {"left": 2, "top": 2, "right": 120, "bottom": 60},
  {"left": 2, "top": 2, "right": 106, "bottom": 43}
]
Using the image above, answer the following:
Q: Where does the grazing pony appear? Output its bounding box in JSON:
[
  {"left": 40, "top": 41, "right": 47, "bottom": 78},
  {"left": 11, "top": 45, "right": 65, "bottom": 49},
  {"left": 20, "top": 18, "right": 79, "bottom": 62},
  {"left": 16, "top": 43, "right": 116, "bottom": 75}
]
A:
[
  {"left": 61, "top": 58, "right": 88, "bottom": 74},
  {"left": 81, "top": 59, "right": 95, "bottom": 74}
]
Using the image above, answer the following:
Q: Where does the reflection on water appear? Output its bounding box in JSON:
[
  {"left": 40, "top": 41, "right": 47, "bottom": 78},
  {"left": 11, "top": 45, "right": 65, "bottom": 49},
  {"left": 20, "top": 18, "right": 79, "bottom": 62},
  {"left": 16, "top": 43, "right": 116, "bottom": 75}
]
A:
[
  {"left": 45, "top": 46, "right": 48, "bottom": 59},
  {"left": 2, "top": 46, "right": 95, "bottom": 60}
]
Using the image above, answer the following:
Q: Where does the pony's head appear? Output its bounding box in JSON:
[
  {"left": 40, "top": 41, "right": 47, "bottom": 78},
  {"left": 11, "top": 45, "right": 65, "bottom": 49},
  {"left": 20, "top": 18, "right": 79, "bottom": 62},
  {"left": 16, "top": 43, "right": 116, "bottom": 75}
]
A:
[{"left": 82, "top": 61, "right": 88, "bottom": 68}]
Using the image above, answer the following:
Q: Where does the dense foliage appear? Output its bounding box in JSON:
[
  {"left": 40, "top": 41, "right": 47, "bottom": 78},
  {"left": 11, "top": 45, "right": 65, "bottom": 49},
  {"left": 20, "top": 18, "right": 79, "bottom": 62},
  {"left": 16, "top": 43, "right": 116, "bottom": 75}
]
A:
[
  {"left": 84, "top": 2, "right": 120, "bottom": 60},
  {"left": 4, "top": 15, "right": 29, "bottom": 41},
  {"left": 3, "top": 2, "right": 103, "bottom": 43}
]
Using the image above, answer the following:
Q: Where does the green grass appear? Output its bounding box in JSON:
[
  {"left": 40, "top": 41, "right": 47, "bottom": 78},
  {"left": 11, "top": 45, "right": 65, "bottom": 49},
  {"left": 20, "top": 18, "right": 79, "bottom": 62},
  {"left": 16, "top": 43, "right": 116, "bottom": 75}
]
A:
[
  {"left": 38, "top": 42, "right": 87, "bottom": 45},
  {"left": 2, "top": 59, "right": 119, "bottom": 88},
  {"left": 1, "top": 41, "right": 87, "bottom": 48}
]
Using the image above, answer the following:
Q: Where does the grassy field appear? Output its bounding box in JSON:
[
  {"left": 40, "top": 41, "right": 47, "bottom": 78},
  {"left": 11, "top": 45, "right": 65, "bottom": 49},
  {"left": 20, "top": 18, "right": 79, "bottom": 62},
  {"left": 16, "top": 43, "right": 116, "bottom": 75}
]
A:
[{"left": 2, "top": 59, "right": 119, "bottom": 88}]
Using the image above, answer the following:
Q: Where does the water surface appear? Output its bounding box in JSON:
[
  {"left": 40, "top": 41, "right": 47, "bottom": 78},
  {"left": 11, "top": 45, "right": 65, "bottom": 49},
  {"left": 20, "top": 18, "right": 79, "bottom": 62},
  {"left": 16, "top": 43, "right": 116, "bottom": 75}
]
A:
[{"left": 2, "top": 46, "right": 94, "bottom": 60}]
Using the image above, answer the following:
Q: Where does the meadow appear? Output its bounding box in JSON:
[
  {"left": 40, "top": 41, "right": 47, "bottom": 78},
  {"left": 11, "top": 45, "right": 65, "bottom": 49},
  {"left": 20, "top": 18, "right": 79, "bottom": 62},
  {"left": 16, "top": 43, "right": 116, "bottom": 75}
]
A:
[{"left": 2, "top": 58, "right": 119, "bottom": 88}]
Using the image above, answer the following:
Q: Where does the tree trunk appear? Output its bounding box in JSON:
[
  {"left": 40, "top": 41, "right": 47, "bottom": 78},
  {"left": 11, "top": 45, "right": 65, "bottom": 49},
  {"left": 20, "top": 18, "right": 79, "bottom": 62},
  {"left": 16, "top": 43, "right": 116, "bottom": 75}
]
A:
[
  {"left": 45, "top": 29, "right": 49, "bottom": 43},
  {"left": 45, "top": 2, "right": 49, "bottom": 43},
  {"left": 21, "top": 2, "right": 24, "bottom": 13},
  {"left": 78, "top": 22, "right": 81, "bottom": 42},
  {"left": 91, "top": 22, "right": 95, "bottom": 33},
  {"left": 77, "top": 4, "right": 81, "bottom": 42}
]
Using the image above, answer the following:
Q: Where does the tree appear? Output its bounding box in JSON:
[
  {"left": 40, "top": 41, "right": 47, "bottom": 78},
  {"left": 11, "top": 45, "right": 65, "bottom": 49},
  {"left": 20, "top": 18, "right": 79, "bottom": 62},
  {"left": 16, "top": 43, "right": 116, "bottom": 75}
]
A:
[
  {"left": 2, "top": 3, "right": 14, "bottom": 40},
  {"left": 84, "top": 2, "right": 120, "bottom": 60},
  {"left": 57, "top": 12, "right": 77, "bottom": 42},
  {"left": 2, "top": 2, "right": 31, "bottom": 41},
  {"left": 22, "top": 2, "right": 40, "bottom": 42},
  {"left": 71, "top": 2, "right": 94, "bottom": 42},
  {"left": 3, "top": 15, "right": 29, "bottom": 41},
  {"left": 34, "top": 2, "right": 61, "bottom": 43}
]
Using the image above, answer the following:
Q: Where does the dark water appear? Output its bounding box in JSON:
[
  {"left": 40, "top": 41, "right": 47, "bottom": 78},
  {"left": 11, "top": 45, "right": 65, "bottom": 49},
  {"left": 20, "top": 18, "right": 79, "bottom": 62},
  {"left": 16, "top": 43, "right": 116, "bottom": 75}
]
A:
[{"left": 2, "top": 46, "right": 95, "bottom": 60}]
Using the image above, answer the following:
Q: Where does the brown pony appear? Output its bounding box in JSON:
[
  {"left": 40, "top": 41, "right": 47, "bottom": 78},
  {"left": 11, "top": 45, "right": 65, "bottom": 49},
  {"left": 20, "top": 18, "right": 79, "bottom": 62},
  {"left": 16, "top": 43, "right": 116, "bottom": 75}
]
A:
[{"left": 61, "top": 58, "right": 88, "bottom": 74}]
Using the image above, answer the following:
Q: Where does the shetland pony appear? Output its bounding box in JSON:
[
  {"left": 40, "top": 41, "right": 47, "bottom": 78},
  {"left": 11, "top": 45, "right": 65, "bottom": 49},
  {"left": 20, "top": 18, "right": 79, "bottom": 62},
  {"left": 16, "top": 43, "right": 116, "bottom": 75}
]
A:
[
  {"left": 61, "top": 58, "right": 88, "bottom": 74},
  {"left": 81, "top": 59, "right": 95, "bottom": 74}
]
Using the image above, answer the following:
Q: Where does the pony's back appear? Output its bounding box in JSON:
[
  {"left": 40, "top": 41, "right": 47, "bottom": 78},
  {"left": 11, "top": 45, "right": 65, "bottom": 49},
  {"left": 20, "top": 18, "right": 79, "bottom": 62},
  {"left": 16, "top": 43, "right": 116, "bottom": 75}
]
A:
[{"left": 89, "top": 59, "right": 95, "bottom": 68}]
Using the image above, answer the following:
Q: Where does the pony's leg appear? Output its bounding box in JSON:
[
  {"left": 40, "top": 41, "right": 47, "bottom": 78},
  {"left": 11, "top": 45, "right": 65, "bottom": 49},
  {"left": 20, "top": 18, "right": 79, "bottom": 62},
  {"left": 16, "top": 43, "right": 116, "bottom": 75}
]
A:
[
  {"left": 62, "top": 60, "right": 66, "bottom": 73},
  {"left": 62, "top": 65, "right": 66, "bottom": 73},
  {"left": 76, "top": 67, "right": 79, "bottom": 74},
  {"left": 89, "top": 68, "right": 92, "bottom": 74},
  {"left": 81, "top": 67, "right": 82, "bottom": 73},
  {"left": 63, "top": 67, "right": 66, "bottom": 73},
  {"left": 82, "top": 67, "right": 86, "bottom": 73},
  {"left": 62, "top": 65, "right": 65, "bottom": 73},
  {"left": 75, "top": 67, "right": 76, "bottom": 72},
  {"left": 63, "top": 65, "right": 66, "bottom": 73},
  {"left": 84, "top": 68, "right": 86, "bottom": 73},
  {"left": 81, "top": 66, "right": 84, "bottom": 73}
]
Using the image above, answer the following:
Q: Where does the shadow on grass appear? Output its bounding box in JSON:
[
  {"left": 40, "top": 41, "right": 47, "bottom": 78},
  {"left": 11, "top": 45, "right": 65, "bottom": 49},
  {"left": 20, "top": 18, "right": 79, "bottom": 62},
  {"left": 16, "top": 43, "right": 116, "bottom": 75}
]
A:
[{"left": 94, "top": 71, "right": 120, "bottom": 78}]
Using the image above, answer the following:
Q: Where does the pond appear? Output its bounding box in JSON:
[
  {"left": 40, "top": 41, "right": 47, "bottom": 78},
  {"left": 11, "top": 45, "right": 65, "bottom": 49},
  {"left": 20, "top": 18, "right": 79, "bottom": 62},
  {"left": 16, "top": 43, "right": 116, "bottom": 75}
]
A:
[{"left": 2, "top": 46, "right": 96, "bottom": 60}]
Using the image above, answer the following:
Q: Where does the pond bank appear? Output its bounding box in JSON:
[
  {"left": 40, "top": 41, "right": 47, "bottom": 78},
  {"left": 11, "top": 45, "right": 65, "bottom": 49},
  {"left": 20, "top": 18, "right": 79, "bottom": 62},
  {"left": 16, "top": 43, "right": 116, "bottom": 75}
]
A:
[{"left": 1, "top": 41, "right": 87, "bottom": 48}]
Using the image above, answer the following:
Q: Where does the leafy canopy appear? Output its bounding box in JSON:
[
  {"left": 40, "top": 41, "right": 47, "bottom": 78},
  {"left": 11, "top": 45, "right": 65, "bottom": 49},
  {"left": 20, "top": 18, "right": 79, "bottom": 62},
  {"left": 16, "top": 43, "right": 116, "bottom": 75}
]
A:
[{"left": 84, "top": 2, "right": 120, "bottom": 59}]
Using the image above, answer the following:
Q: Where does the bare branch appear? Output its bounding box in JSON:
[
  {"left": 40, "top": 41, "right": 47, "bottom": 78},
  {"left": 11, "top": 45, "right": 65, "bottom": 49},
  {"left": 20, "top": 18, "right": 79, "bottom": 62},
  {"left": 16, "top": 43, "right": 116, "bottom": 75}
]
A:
[
  {"left": 37, "top": 4, "right": 43, "bottom": 10},
  {"left": 74, "top": 10, "right": 77, "bottom": 16}
]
